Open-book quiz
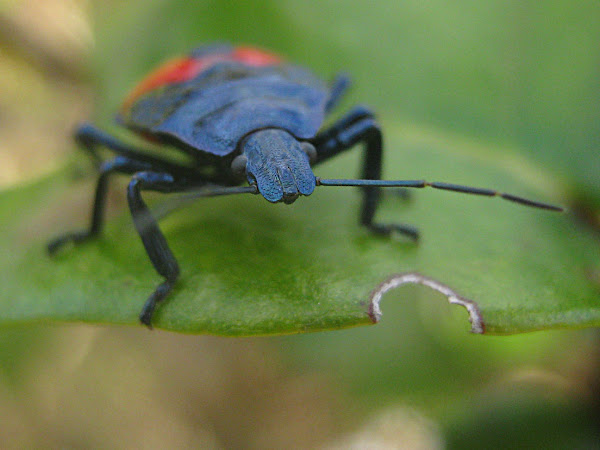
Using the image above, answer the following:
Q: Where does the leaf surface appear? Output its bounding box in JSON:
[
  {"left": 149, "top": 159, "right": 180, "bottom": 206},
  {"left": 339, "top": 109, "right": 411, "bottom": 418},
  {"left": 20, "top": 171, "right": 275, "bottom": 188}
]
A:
[{"left": 2, "top": 121, "right": 598, "bottom": 334}]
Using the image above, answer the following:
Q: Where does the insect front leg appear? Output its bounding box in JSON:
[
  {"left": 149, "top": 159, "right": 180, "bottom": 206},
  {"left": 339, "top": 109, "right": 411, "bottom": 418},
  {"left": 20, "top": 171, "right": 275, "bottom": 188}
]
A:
[
  {"left": 312, "top": 107, "right": 419, "bottom": 240},
  {"left": 127, "top": 171, "right": 184, "bottom": 328},
  {"left": 128, "top": 173, "right": 257, "bottom": 328}
]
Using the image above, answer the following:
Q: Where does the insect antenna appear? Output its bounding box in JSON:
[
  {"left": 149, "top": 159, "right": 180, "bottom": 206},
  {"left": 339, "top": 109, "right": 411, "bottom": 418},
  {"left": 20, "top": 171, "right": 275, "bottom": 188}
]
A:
[
  {"left": 152, "top": 185, "right": 258, "bottom": 220},
  {"left": 316, "top": 178, "right": 564, "bottom": 212}
]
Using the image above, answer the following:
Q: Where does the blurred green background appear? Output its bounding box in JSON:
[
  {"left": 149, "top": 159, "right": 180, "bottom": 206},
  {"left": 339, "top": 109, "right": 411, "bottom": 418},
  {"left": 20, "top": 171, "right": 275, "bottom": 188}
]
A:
[{"left": 1, "top": 0, "right": 599, "bottom": 447}]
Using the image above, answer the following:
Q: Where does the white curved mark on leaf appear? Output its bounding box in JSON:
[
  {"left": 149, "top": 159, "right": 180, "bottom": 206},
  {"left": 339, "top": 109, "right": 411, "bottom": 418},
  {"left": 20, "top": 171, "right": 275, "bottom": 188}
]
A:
[{"left": 368, "top": 272, "right": 485, "bottom": 334}]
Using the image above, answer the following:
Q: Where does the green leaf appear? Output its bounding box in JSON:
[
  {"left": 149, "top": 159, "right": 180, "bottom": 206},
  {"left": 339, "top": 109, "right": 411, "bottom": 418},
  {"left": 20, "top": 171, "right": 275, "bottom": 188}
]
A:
[{"left": 1, "top": 120, "right": 598, "bottom": 334}]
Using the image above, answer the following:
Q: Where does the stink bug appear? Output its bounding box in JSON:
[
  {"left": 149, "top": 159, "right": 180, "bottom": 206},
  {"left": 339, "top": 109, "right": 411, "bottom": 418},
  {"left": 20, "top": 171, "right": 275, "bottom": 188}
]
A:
[{"left": 48, "top": 43, "right": 563, "bottom": 328}]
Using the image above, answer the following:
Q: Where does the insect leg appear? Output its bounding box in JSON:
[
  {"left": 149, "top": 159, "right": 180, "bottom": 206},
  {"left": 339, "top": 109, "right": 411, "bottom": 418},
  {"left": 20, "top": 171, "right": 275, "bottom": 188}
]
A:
[
  {"left": 127, "top": 173, "right": 256, "bottom": 328},
  {"left": 312, "top": 111, "right": 419, "bottom": 240},
  {"left": 312, "top": 106, "right": 374, "bottom": 156},
  {"left": 127, "top": 171, "right": 182, "bottom": 328},
  {"left": 48, "top": 156, "right": 155, "bottom": 254},
  {"left": 325, "top": 73, "right": 351, "bottom": 112},
  {"left": 75, "top": 123, "right": 197, "bottom": 176}
]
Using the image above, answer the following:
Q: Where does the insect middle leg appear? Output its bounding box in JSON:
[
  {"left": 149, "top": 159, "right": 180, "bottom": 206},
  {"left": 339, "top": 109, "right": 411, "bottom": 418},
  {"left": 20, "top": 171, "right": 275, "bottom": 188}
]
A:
[
  {"left": 312, "top": 107, "right": 419, "bottom": 240},
  {"left": 49, "top": 125, "right": 201, "bottom": 254},
  {"left": 47, "top": 156, "right": 158, "bottom": 254}
]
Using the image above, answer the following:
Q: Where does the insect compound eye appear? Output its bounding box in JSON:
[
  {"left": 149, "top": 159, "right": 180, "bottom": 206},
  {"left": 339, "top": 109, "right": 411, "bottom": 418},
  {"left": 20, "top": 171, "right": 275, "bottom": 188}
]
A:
[
  {"left": 300, "top": 141, "right": 317, "bottom": 164},
  {"left": 230, "top": 154, "right": 248, "bottom": 176}
]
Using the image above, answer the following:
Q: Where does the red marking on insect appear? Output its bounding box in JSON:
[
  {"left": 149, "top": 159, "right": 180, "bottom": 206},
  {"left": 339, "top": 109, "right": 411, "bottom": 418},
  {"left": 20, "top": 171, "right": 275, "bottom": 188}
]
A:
[
  {"left": 121, "top": 46, "right": 282, "bottom": 112},
  {"left": 230, "top": 46, "right": 281, "bottom": 66},
  {"left": 121, "top": 57, "right": 205, "bottom": 111}
]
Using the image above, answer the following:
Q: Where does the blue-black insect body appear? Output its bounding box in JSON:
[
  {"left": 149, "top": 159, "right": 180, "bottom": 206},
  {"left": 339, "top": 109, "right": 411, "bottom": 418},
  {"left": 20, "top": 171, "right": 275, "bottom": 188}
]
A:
[{"left": 48, "top": 43, "right": 562, "bottom": 328}]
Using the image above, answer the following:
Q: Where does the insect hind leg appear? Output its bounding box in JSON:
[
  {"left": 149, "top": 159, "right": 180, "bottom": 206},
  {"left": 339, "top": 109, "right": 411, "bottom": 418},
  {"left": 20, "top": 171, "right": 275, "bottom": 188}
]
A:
[
  {"left": 325, "top": 73, "right": 351, "bottom": 112},
  {"left": 75, "top": 123, "right": 196, "bottom": 174}
]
